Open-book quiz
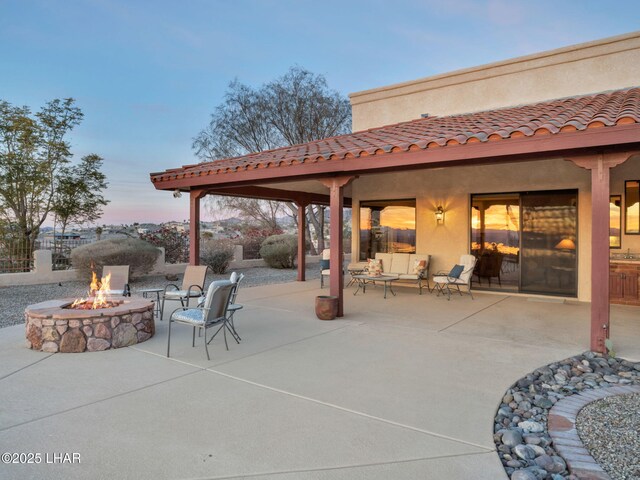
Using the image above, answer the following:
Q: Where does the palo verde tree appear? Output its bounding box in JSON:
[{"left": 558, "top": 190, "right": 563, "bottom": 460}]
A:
[
  {"left": 0, "top": 98, "right": 107, "bottom": 264},
  {"left": 192, "top": 66, "right": 351, "bottom": 253}
]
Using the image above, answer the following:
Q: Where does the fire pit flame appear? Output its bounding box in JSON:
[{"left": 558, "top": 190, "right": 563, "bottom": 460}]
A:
[{"left": 70, "top": 271, "right": 119, "bottom": 310}]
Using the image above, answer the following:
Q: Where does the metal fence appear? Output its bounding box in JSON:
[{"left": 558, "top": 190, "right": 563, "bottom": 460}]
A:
[{"left": 0, "top": 237, "right": 91, "bottom": 273}]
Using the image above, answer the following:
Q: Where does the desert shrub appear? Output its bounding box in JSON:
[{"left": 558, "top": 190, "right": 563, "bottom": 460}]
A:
[
  {"left": 260, "top": 234, "right": 298, "bottom": 269},
  {"left": 71, "top": 238, "right": 160, "bottom": 280},
  {"left": 200, "top": 239, "right": 234, "bottom": 274},
  {"left": 139, "top": 227, "right": 189, "bottom": 264},
  {"left": 234, "top": 227, "right": 282, "bottom": 259}
]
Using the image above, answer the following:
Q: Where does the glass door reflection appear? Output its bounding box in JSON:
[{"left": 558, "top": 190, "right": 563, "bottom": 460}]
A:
[{"left": 471, "top": 194, "right": 520, "bottom": 292}]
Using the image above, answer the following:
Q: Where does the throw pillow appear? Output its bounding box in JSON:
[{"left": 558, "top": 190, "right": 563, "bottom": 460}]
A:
[
  {"left": 448, "top": 264, "right": 464, "bottom": 278},
  {"left": 367, "top": 258, "right": 383, "bottom": 276},
  {"left": 412, "top": 259, "right": 427, "bottom": 275}
]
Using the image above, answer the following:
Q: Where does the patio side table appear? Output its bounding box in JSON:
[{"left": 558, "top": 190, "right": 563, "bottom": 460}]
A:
[{"left": 139, "top": 288, "right": 164, "bottom": 319}]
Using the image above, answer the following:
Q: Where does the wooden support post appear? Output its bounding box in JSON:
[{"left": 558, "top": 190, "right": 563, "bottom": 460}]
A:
[
  {"left": 568, "top": 152, "right": 632, "bottom": 353},
  {"left": 296, "top": 201, "right": 308, "bottom": 282},
  {"left": 189, "top": 189, "right": 206, "bottom": 266},
  {"left": 319, "top": 177, "right": 354, "bottom": 317}
]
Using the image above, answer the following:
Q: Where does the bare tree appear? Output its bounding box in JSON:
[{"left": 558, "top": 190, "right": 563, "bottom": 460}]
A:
[{"left": 193, "top": 66, "right": 351, "bottom": 253}]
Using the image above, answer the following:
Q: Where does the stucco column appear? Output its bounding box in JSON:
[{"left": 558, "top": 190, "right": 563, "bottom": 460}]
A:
[
  {"left": 319, "top": 177, "right": 354, "bottom": 317},
  {"left": 568, "top": 153, "right": 631, "bottom": 353},
  {"left": 189, "top": 189, "right": 206, "bottom": 266},
  {"left": 296, "top": 201, "right": 308, "bottom": 282}
]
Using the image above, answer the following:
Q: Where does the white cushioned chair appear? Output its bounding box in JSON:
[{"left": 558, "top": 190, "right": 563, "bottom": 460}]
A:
[{"left": 432, "top": 255, "right": 477, "bottom": 300}]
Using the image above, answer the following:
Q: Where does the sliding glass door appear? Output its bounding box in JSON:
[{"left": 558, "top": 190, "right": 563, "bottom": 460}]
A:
[
  {"left": 471, "top": 194, "right": 520, "bottom": 292},
  {"left": 520, "top": 191, "right": 578, "bottom": 296},
  {"left": 471, "top": 190, "right": 578, "bottom": 297}
]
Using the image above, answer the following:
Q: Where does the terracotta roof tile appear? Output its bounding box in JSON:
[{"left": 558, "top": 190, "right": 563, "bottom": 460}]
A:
[{"left": 152, "top": 88, "right": 640, "bottom": 183}]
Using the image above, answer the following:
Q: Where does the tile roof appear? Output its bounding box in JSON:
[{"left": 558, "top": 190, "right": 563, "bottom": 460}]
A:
[{"left": 152, "top": 88, "right": 640, "bottom": 183}]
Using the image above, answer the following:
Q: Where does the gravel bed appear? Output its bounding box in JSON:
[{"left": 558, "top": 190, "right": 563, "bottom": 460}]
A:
[
  {"left": 494, "top": 352, "right": 640, "bottom": 480},
  {"left": 576, "top": 393, "right": 640, "bottom": 480},
  {"left": 0, "top": 264, "right": 321, "bottom": 329}
]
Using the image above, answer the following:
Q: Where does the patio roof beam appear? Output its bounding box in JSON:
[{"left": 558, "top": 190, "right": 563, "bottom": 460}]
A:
[
  {"left": 151, "top": 125, "right": 640, "bottom": 190},
  {"left": 206, "top": 185, "right": 352, "bottom": 207},
  {"left": 296, "top": 200, "right": 309, "bottom": 282}
]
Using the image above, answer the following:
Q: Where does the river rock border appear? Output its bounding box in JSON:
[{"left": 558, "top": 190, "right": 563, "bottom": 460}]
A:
[
  {"left": 25, "top": 298, "right": 155, "bottom": 353},
  {"left": 494, "top": 352, "right": 640, "bottom": 480}
]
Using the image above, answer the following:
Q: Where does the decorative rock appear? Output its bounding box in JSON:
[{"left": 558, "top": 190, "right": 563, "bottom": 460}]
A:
[
  {"left": 41, "top": 341, "right": 59, "bottom": 353},
  {"left": 26, "top": 324, "right": 43, "bottom": 350},
  {"left": 59, "top": 329, "right": 86, "bottom": 353},
  {"left": 111, "top": 316, "right": 120, "bottom": 328},
  {"left": 132, "top": 312, "right": 143, "bottom": 323},
  {"left": 137, "top": 331, "right": 152, "bottom": 342},
  {"left": 523, "top": 435, "right": 541, "bottom": 445},
  {"left": 518, "top": 421, "right": 544, "bottom": 433},
  {"left": 510, "top": 469, "right": 537, "bottom": 480},
  {"left": 602, "top": 374, "right": 618, "bottom": 383},
  {"left": 548, "top": 456, "right": 566, "bottom": 474},
  {"left": 112, "top": 323, "right": 137, "bottom": 348},
  {"left": 530, "top": 445, "right": 546, "bottom": 457},
  {"left": 82, "top": 326, "right": 93, "bottom": 336},
  {"left": 513, "top": 444, "right": 536, "bottom": 460},
  {"left": 142, "top": 310, "right": 152, "bottom": 320},
  {"left": 534, "top": 398, "right": 553, "bottom": 409},
  {"left": 502, "top": 430, "right": 523, "bottom": 447},
  {"left": 507, "top": 460, "right": 522, "bottom": 468},
  {"left": 41, "top": 327, "right": 60, "bottom": 342},
  {"left": 56, "top": 325, "right": 68, "bottom": 335},
  {"left": 68, "top": 320, "right": 81, "bottom": 328},
  {"left": 87, "top": 338, "right": 110, "bottom": 352},
  {"left": 83, "top": 319, "right": 92, "bottom": 325},
  {"left": 94, "top": 323, "right": 111, "bottom": 340}
]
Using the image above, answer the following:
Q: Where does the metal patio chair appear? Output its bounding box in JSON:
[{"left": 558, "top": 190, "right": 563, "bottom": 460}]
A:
[
  {"left": 226, "top": 272, "right": 245, "bottom": 342},
  {"left": 166, "top": 280, "right": 235, "bottom": 360},
  {"left": 432, "top": 255, "right": 477, "bottom": 300},
  {"left": 160, "top": 265, "right": 208, "bottom": 320}
]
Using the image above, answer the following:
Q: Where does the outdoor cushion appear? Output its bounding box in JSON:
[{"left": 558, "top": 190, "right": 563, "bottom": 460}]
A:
[
  {"left": 412, "top": 259, "right": 427, "bottom": 275},
  {"left": 448, "top": 264, "right": 465, "bottom": 278},
  {"left": 320, "top": 259, "right": 330, "bottom": 270},
  {"left": 398, "top": 274, "right": 419, "bottom": 280},
  {"left": 433, "top": 275, "right": 467, "bottom": 285},
  {"left": 172, "top": 308, "right": 205, "bottom": 324},
  {"left": 164, "top": 289, "right": 202, "bottom": 299},
  {"left": 389, "top": 253, "right": 409, "bottom": 275},
  {"left": 367, "top": 258, "right": 383, "bottom": 276},
  {"left": 374, "top": 253, "right": 393, "bottom": 273}
]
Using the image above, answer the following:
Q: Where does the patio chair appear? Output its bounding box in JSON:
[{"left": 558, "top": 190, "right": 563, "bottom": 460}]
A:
[
  {"left": 320, "top": 249, "right": 330, "bottom": 288},
  {"left": 432, "top": 255, "right": 477, "bottom": 300},
  {"left": 102, "top": 265, "right": 130, "bottom": 296},
  {"left": 166, "top": 280, "right": 235, "bottom": 360},
  {"left": 226, "top": 272, "right": 245, "bottom": 342},
  {"left": 160, "top": 265, "right": 208, "bottom": 320}
]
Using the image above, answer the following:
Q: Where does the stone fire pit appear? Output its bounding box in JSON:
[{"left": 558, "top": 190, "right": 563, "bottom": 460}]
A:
[{"left": 25, "top": 297, "right": 155, "bottom": 353}]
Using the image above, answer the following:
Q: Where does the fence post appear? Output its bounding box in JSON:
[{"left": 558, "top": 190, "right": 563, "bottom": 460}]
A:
[
  {"left": 33, "top": 249, "right": 53, "bottom": 274},
  {"left": 233, "top": 245, "right": 243, "bottom": 261}
]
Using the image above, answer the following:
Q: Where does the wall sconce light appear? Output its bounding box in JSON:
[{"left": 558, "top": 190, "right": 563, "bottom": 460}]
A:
[
  {"left": 435, "top": 206, "right": 445, "bottom": 224},
  {"left": 173, "top": 189, "right": 182, "bottom": 198}
]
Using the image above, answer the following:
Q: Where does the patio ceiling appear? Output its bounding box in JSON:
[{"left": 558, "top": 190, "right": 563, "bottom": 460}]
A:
[{"left": 151, "top": 87, "right": 640, "bottom": 194}]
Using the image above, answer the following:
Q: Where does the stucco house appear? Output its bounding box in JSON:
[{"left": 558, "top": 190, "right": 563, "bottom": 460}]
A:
[{"left": 151, "top": 31, "right": 640, "bottom": 354}]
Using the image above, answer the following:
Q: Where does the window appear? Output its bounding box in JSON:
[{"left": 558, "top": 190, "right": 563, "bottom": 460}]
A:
[{"left": 359, "top": 199, "right": 416, "bottom": 261}]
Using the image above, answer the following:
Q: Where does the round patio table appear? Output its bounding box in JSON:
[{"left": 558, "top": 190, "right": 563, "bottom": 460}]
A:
[{"left": 352, "top": 274, "right": 399, "bottom": 299}]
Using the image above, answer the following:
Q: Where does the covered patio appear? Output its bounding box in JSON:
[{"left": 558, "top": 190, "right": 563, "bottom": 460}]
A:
[
  {"left": 1, "top": 281, "right": 639, "bottom": 479},
  {"left": 151, "top": 88, "right": 640, "bottom": 355}
]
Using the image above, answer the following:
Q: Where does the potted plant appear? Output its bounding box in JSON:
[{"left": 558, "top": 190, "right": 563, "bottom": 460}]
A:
[{"left": 315, "top": 295, "right": 338, "bottom": 320}]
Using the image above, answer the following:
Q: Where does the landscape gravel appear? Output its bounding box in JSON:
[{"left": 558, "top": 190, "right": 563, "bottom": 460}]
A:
[
  {"left": 494, "top": 352, "right": 640, "bottom": 480},
  {"left": 576, "top": 393, "right": 640, "bottom": 480},
  {"left": 0, "top": 264, "right": 321, "bottom": 329}
]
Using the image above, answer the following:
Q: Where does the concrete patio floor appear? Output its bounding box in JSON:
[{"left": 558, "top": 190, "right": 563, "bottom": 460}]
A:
[{"left": 1, "top": 279, "right": 639, "bottom": 480}]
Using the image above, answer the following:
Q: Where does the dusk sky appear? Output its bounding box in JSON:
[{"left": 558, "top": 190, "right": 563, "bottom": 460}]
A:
[{"left": 2, "top": 1, "right": 638, "bottom": 226}]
